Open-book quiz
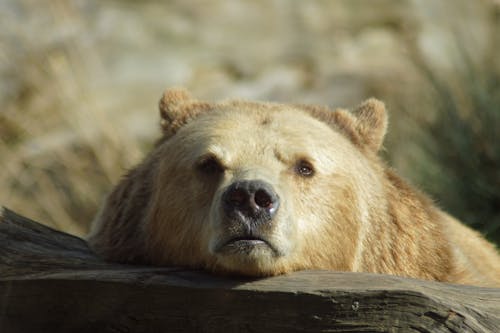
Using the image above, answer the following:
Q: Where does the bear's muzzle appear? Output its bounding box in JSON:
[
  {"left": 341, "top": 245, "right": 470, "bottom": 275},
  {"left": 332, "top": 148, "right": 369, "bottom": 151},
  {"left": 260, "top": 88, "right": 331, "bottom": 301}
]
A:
[
  {"left": 214, "top": 179, "right": 282, "bottom": 257},
  {"left": 222, "top": 179, "right": 280, "bottom": 223}
]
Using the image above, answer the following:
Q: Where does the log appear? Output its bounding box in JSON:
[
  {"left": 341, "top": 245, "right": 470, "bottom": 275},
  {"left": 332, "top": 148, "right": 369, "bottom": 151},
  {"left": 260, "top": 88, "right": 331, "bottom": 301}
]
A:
[{"left": 0, "top": 208, "right": 499, "bottom": 333}]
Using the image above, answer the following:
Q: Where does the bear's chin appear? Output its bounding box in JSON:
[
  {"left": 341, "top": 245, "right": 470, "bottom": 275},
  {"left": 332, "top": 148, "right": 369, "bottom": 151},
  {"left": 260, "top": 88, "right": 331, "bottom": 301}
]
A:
[
  {"left": 215, "top": 236, "right": 281, "bottom": 255},
  {"left": 211, "top": 239, "right": 286, "bottom": 277},
  {"left": 213, "top": 258, "right": 285, "bottom": 277}
]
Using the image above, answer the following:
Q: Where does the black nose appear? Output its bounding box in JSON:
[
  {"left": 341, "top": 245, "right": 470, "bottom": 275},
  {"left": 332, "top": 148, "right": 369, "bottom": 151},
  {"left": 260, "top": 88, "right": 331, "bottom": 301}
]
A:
[{"left": 223, "top": 180, "right": 280, "bottom": 221}]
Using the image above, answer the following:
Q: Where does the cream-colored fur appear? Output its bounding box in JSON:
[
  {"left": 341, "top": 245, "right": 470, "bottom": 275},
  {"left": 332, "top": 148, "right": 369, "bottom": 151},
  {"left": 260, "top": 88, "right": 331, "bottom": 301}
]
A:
[{"left": 87, "top": 88, "right": 500, "bottom": 287}]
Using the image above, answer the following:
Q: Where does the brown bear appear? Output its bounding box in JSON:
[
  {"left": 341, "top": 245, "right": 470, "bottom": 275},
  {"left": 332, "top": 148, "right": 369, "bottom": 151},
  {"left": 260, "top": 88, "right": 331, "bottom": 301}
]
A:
[{"left": 87, "top": 88, "right": 500, "bottom": 287}]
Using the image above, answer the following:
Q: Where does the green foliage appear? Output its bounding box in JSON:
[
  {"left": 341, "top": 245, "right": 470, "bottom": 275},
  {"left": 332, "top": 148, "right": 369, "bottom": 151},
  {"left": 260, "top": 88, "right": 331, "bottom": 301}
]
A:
[{"left": 411, "top": 54, "right": 500, "bottom": 245}]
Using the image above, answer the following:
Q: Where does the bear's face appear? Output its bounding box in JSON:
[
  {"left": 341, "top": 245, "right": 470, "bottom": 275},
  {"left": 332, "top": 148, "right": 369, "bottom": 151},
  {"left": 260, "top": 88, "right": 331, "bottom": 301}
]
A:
[{"left": 144, "top": 94, "right": 387, "bottom": 276}]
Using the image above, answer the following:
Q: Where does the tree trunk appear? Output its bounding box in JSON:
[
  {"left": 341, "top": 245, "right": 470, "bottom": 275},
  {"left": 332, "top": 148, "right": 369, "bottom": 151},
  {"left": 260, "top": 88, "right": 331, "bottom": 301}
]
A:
[{"left": 1, "top": 208, "right": 499, "bottom": 332}]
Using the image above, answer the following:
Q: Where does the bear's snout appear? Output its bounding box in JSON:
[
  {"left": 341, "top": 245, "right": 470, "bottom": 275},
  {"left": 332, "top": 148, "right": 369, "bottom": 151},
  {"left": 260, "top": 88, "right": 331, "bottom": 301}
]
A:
[{"left": 222, "top": 180, "right": 280, "bottom": 223}]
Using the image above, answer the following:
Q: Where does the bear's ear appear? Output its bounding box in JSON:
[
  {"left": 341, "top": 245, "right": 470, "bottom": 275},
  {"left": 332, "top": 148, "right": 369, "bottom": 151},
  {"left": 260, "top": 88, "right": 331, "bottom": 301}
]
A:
[
  {"left": 349, "top": 98, "right": 388, "bottom": 152},
  {"left": 158, "top": 88, "right": 213, "bottom": 136},
  {"left": 315, "top": 98, "right": 387, "bottom": 153}
]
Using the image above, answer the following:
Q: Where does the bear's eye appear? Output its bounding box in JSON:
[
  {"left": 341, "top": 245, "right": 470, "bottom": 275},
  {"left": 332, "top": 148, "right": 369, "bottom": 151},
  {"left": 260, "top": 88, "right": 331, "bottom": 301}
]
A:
[
  {"left": 295, "top": 159, "right": 315, "bottom": 177},
  {"left": 197, "top": 155, "right": 225, "bottom": 175}
]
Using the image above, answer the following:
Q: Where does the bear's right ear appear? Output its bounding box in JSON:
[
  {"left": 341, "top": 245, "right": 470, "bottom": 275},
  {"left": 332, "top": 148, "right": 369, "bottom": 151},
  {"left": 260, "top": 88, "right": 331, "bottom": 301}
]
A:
[{"left": 158, "top": 88, "right": 213, "bottom": 136}]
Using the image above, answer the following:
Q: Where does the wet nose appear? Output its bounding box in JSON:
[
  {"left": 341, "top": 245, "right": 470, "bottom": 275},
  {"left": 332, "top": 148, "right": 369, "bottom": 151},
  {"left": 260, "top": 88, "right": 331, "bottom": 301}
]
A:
[{"left": 222, "top": 180, "right": 280, "bottom": 221}]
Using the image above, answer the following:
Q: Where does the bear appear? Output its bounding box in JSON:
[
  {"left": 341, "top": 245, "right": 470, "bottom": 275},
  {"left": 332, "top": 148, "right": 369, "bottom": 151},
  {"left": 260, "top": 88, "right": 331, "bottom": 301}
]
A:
[{"left": 87, "top": 88, "right": 500, "bottom": 287}]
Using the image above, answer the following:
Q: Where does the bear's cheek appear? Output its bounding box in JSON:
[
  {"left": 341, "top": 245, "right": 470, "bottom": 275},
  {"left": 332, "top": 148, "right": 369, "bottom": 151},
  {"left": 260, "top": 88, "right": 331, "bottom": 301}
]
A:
[
  {"left": 286, "top": 175, "right": 362, "bottom": 271},
  {"left": 145, "top": 164, "right": 217, "bottom": 266}
]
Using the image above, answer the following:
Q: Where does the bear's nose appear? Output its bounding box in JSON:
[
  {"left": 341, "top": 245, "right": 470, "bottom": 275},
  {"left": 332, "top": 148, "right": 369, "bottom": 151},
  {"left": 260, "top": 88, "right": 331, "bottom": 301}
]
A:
[{"left": 222, "top": 180, "right": 280, "bottom": 222}]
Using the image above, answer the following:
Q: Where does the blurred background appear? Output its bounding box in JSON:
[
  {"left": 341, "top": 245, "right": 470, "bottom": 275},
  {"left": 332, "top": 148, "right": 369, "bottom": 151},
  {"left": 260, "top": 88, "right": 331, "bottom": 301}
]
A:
[{"left": 1, "top": 0, "right": 499, "bottom": 245}]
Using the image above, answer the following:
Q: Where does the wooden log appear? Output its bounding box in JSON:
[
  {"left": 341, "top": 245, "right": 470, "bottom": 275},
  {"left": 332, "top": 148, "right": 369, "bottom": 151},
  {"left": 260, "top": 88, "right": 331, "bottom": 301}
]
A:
[{"left": 0, "top": 208, "right": 499, "bottom": 333}]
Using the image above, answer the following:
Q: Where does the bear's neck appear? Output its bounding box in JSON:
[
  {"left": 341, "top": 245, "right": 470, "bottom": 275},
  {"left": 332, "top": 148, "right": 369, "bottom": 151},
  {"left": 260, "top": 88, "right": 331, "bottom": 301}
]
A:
[{"left": 358, "top": 169, "right": 453, "bottom": 281}]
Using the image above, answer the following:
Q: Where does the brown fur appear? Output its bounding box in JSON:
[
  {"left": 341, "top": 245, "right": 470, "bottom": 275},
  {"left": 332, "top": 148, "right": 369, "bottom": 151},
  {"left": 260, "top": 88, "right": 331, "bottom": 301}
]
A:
[{"left": 87, "top": 88, "right": 500, "bottom": 287}]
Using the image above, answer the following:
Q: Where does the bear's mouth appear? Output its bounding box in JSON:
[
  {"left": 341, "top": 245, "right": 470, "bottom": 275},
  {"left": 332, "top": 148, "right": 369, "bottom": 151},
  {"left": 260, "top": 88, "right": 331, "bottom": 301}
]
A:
[
  {"left": 216, "top": 236, "right": 281, "bottom": 256},
  {"left": 226, "top": 236, "right": 266, "bottom": 247}
]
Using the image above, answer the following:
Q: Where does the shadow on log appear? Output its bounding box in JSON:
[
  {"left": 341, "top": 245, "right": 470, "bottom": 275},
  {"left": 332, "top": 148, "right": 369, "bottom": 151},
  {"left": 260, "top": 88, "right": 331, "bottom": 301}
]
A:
[{"left": 1, "top": 208, "right": 499, "bottom": 333}]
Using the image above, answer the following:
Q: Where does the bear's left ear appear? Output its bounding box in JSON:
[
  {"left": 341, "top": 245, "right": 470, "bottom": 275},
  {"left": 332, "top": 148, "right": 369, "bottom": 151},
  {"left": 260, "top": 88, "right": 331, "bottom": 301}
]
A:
[
  {"left": 328, "top": 98, "right": 388, "bottom": 153},
  {"left": 350, "top": 98, "right": 388, "bottom": 152},
  {"left": 158, "top": 88, "right": 213, "bottom": 136}
]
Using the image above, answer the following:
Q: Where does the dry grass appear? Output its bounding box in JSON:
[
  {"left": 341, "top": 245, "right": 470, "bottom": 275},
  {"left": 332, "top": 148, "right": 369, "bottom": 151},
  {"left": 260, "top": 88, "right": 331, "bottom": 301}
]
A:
[{"left": 0, "top": 1, "right": 145, "bottom": 236}]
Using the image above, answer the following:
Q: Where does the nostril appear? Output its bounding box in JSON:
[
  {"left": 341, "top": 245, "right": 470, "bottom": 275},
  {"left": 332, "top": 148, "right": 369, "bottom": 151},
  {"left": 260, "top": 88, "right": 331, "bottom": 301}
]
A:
[{"left": 254, "top": 189, "right": 273, "bottom": 208}]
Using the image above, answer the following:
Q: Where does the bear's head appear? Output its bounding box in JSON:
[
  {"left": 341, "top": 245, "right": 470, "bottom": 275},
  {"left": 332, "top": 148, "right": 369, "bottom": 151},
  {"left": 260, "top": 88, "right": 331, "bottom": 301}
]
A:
[{"left": 89, "top": 88, "right": 388, "bottom": 276}]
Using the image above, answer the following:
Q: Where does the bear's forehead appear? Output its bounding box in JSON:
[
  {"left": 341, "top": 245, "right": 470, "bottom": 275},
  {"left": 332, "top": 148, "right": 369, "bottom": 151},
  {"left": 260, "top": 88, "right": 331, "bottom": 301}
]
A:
[
  {"left": 173, "top": 105, "right": 354, "bottom": 170},
  {"left": 186, "top": 105, "right": 335, "bottom": 146}
]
